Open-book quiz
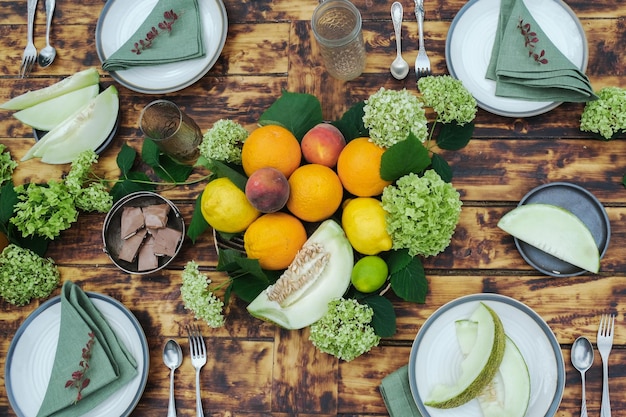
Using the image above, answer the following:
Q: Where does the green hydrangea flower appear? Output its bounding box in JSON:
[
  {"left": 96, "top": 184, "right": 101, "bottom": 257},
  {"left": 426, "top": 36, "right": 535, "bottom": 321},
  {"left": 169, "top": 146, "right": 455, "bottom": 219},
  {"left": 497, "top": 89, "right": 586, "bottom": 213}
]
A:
[
  {"left": 580, "top": 87, "right": 626, "bottom": 140},
  {"left": 362, "top": 88, "right": 428, "bottom": 147},
  {"left": 0, "top": 244, "right": 60, "bottom": 306},
  {"left": 382, "top": 169, "right": 462, "bottom": 257},
  {"left": 418, "top": 75, "right": 477, "bottom": 125},
  {"left": 0, "top": 144, "right": 17, "bottom": 188},
  {"left": 309, "top": 298, "right": 380, "bottom": 362},
  {"left": 181, "top": 261, "right": 225, "bottom": 328},
  {"left": 200, "top": 119, "right": 249, "bottom": 164}
]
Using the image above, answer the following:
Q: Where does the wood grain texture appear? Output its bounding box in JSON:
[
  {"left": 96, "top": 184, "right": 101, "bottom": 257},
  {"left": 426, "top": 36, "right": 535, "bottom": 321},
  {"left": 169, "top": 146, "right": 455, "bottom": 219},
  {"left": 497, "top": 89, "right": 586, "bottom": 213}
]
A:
[{"left": 1, "top": 0, "right": 626, "bottom": 416}]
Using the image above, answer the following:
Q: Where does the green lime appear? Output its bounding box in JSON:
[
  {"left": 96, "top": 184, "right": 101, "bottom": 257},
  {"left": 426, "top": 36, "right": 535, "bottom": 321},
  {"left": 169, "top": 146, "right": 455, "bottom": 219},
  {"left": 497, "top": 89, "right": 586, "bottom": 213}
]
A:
[{"left": 351, "top": 255, "right": 389, "bottom": 293}]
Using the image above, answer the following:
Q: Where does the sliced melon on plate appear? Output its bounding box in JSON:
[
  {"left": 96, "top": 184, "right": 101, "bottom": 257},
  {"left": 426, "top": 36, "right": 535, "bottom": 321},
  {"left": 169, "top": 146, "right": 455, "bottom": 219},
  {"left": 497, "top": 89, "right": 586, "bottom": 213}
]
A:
[
  {"left": 1, "top": 67, "right": 100, "bottom": 110},
  {"left": 22, "top": 85, "right": 119, "bottom": 164},
  {"left": 13, "top": 85, "right": 100, "bottom": 131},
  {"left": 425, "top": 303, "right": 506, "bottom": 409},
  {"left": 497, "top": 203, "right": 600, "bottom": 273}
]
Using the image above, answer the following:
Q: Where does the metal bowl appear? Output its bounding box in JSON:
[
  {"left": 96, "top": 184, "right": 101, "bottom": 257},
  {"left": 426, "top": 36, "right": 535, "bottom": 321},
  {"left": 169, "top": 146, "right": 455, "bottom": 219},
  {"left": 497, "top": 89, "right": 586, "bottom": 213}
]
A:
[{"left": 102, "top": 191, "right": 185, "bottom": 274}]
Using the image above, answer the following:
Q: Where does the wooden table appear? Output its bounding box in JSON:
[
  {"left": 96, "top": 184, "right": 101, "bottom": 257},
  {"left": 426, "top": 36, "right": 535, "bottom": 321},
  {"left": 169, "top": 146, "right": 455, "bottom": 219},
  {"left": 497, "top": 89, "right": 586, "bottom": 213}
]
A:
[{"left": 1, "top": 0, "right": 626, "bottom": 415}]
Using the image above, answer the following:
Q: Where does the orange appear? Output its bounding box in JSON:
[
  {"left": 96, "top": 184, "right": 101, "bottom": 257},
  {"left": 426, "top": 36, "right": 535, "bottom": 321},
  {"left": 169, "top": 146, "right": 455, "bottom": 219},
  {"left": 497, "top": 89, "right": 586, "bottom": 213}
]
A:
[
  {"left": 241, "top": 124, "right": 302, "bottom": 178},
  {"left": 244, "top": 212, "right": 307, "bottom": 270},
  {"left": 336, "top": 137, "right": 392, "bottom": 197},
  {"left": 286, "top": 164, "right": 344, "bottom": 222}
]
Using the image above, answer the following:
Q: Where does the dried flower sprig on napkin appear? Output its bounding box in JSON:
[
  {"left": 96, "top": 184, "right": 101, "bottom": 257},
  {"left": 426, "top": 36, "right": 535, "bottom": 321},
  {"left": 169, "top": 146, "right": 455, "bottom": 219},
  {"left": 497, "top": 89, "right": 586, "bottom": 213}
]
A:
[
  {"left": 131, "top": 10, "right": 180, "bottom": 55},
  {"left": 65, "top": 332, "right": 96, "bottom": 403},
  {"left": 517, "top": 18, "right": 548, "bottom": 65}
]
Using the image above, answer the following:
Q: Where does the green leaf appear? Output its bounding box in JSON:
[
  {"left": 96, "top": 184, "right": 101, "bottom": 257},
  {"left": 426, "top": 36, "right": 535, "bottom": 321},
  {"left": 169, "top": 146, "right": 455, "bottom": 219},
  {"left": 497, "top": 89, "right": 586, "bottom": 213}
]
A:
[
  {"left": 332, "top": 101, "right": 368, "bottom": 141},
  {"left": 109, "top": 171, "right": 155, "bottom": 202},
  {"left": 430, "top": 153, "right": 453, "bottom": 182},
  {"left": 203, "top": 159, "right": 248, "bottom": 191},
  {"left": 187, "top": 191, "right": 209, "bottom": 244},
  {"left": 258, "top": 90, "right": 323, "bottom": 140},
  {"left": 140, "top": 140, "right": 194, "bottom": 183},
  {"left": 380, "top": 133, "right": 431, "bottom": 181},
  {"left": 116, "top": 143, "right": 137, "bottom": 176},
  {"left": 0, "top": 182, "right": 17, "bottom": 225},
  {"left": 141, "top": 139, "right": 161, "bottom": 167},
  {"left": 389, "top": 254, "right": 428, "bottom": 303},
  {"left": 436, "top": 121, "right": 474, "bottom": 151},
  {"left": 362, "top": 294, "right": 396, "bottom": 338},
  {"left": 216, "top": 250, "right": 271, "bottom": 302}
]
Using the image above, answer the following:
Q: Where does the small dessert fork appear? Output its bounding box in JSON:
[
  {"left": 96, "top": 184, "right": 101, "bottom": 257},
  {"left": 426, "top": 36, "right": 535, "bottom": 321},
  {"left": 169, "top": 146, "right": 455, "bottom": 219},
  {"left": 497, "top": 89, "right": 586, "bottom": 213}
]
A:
[
  {"left": 20, "top": 0, "right": 39, "bottom": 77},
  {"left": 414, "top": 0, "right": 431, "bottom": 79},
  {"left": 597, "top": 313, "right": 615, "bottom": 417},
  {"left": 187, "top": 324, "right": 207, "bottom": 417}
]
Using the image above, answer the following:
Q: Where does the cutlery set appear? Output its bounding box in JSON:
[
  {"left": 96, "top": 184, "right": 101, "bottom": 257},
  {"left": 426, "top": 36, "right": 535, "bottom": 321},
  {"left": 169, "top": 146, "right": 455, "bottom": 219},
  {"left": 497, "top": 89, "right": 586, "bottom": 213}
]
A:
[
  {"left": 20, "top": 0, "right": 56, "bottom": 77},
  {"left": 572, "top": 314, "right": 615, "bottom": 417},
  {"left": 163, "top": 324, "right": 207, "bottom": 417},
  {"left": 389, "top": 0, "right": 431, "bottom": 80}
]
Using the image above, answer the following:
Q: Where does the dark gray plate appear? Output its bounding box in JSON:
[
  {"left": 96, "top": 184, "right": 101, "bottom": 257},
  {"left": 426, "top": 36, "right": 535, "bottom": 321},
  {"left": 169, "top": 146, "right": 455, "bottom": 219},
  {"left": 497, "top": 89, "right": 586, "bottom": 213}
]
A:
[{"left": 515, "top": 182, "right": 610, "bottom": 276}]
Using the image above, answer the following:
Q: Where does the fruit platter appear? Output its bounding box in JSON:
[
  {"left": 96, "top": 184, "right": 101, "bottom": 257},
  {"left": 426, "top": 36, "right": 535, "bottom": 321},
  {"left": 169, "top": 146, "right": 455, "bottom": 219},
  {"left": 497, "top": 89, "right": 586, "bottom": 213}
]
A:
[{"left": 182, "top": 77, "right": 478, "bottom": 361}]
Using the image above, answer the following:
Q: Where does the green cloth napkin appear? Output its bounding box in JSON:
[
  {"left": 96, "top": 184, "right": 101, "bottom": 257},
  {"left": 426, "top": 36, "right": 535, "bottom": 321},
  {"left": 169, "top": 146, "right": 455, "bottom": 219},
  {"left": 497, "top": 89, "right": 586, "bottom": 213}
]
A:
[
  {"left": 379, "top": 365, "right": 422, "bottom": 417},
  {"left": 102, "top": 0, "right": 205, "bottom": 72},
  {"left": 486, "top": 0, "right": 597, "bottom": 102},
  {"left": 36, "top": 281, "right": 138, "bottom": 417}
]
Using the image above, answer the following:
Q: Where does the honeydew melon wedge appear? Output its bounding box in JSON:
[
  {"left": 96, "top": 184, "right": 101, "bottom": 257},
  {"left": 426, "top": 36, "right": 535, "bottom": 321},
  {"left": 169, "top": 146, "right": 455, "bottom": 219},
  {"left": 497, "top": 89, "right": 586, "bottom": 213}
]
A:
[
  {"left": 13, "top": 85, "right": 100, "bottom": 131},
  {"left": 456, "top": 320, "right": 530, "bottom": 417},
  {"left": 425, "top": 303, "right": 506, "bottom": 409},
  {"left": 1, "top": 67, "right": 100, "bottom": 110},
  {"left": 22, "top": 85, "right": 119, "bottom": 164},
  {"left": 247, "top": 219, "right": 354, "bottom": 330},
  {"left": 497, "top": 203, "right": 600, "bottom": 273}
]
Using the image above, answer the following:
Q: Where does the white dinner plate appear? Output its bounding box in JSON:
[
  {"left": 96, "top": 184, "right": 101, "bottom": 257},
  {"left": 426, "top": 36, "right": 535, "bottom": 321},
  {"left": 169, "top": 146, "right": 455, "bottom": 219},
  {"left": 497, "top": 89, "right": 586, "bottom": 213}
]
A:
[
  {"left": 5, "top": 292, "right": 149, "bottom": 417},
  {"left": 96, "top": 0, "right": 228, "bottom": 94},
  {"left": 445, "top": 0, "right": 588, "bottom": 117},
  {"left": 408, "top": 293, "right": 565, "bottom": 417}
]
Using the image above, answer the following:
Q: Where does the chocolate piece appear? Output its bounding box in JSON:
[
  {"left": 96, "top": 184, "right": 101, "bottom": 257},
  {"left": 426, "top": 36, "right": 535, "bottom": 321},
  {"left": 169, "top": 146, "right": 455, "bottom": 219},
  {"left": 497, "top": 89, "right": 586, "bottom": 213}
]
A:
[
  {"left": 142, "top": 204, "right": 171, "bottom": 229},
  {"left": 152, "top": 227, "right": 183, "bottom": 257},
  {"left": 120, "top": 206, "right": 145, "bottom": 239},
  {"left": 117, "top": 229, "right": 148, "bottom": 262},
  {"left": 137, "top": 235, "right": 159, "bottom": 271}
]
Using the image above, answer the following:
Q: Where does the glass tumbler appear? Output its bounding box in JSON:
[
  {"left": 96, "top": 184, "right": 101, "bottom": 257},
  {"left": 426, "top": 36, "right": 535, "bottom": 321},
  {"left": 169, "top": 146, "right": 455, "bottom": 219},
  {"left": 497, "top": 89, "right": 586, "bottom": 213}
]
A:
[
  {"left": 139, "top": 100, "right": 202, "bottom": 165},
  {"left": 312, "top": 0, "right": 366, "bottom": 81}
]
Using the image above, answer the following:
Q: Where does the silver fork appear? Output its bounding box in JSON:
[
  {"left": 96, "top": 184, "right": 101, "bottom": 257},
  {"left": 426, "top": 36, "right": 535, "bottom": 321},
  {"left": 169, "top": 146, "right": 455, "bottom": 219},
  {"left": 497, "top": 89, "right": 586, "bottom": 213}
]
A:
[
  {"left": 414, "top": 0, "right": 431, "bottom": 79},
  {"left": 20, "top": 0, "right": 39, "bottom": 77},
  {"left": 597, "top": 314, "right": 615, "bottom": 417},
  {"left": 187, "top": 324, "right": 207, "bottom": 417}
]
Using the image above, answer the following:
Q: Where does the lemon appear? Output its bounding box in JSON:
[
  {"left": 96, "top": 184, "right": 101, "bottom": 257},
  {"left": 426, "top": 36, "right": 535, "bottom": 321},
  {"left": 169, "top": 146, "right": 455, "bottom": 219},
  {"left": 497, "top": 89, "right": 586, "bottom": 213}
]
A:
[
  {"left": 341, "top": 197, "right": 393, "bottom": 255},
  {"left": 351, "top": 255, "right": 389, "bottom": 293},
  {"left": 201, "top": 177, "right": 260, "bottom": 233}
]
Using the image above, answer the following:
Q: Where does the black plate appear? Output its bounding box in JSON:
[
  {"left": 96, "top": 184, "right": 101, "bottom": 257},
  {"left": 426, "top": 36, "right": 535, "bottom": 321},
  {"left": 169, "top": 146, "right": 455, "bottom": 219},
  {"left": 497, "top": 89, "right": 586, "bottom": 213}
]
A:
[{"left": 514, "top": 182, "right": 610, "bottom": 276}]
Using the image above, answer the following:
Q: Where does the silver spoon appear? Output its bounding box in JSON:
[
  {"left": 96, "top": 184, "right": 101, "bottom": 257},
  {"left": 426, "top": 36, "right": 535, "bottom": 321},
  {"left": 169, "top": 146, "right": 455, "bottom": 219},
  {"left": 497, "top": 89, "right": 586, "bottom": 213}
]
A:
[
  {"left": 163, "top": 339, "right": 183, "bottom": 417},
  {"left": 38, "top": 0, "right": 56, "bottom": 67},
  {"left": 572, "top": 336, "right": 594, "bottom": 417},
  {"left": 390, "top": 2, "right": 409, "bottom": 80}
]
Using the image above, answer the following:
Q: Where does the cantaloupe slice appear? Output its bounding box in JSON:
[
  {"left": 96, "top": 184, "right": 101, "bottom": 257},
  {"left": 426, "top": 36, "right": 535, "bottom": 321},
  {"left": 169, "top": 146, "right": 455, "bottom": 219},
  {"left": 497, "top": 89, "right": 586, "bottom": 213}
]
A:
[
  {"left": 497, "top": 203, "right": 600, "bottom": 273},
  {"left": 22, "top": 85, "right": 119, "bottom": 164},
  {"left": 13, "top": 85, "right": 99, "bottom": 131},
  {"left": 1, "top": 67, "right": 100, "bottom": 110}
]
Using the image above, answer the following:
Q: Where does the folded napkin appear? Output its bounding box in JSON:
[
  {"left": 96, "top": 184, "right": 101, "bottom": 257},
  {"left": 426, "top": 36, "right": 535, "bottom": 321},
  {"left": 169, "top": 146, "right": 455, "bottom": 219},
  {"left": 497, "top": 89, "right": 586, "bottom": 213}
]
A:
[
  {"left": 486, "top": 0, "right": 597, "bottom": 102},
  {"left": 102, "top": 0, "right": 205, "bottom": 72},
  {"left": 36, "top": 281, "right": 138, "bottom": 417},
  {"left": 379, "top": 365, "right": 422, "bottom": 417}
]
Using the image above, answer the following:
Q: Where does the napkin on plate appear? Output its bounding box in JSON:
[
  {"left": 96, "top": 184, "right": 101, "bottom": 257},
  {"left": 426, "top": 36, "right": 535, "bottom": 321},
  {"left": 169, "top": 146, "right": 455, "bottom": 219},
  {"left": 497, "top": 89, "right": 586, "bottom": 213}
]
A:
[
  {"left": 102, "top": 0, "right": 205, "bottom": 72},
  {"left": 379, "top": 365, "right": 423, "bottom": 417},
  {"left": 36, "top": 281, "right": 138, "bottom": 417},
  {"left": 485, "top": 0, "right": 597, "bottom": 102}
]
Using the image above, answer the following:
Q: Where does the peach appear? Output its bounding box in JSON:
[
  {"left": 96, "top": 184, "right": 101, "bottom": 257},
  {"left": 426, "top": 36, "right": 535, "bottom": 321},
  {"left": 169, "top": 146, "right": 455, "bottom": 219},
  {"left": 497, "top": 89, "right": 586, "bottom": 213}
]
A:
[
  {"left": 245, "top": 167, "right": 290, "bottom": 213},
  {"left": 301, "top": 123, "right": 346, "bottom": 167}
]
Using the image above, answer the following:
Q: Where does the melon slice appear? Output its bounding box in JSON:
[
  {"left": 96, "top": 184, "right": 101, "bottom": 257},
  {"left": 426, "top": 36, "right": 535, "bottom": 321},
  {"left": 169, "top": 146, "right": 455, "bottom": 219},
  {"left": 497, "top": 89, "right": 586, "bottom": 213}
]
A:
[
  {"left": 425, "top": 303, "right": 506, "bottom": 409},
  {"left": 1, "top": 67, "right": 100, "bottom": 110},
  {"left": 22, "top": 85, "right": 119, "bottom": 164},
  {"left": 13, "top": 85, "right": 99, "bottom": 131},
  {"left": 247, "top": 219, "right": 354, "bottom": 330},
  {"left": 456, "top": 320, "right": 530, "bottom": 417},
  {"left": 497, "top": 203, "right": 600, "bottom": 273}
]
